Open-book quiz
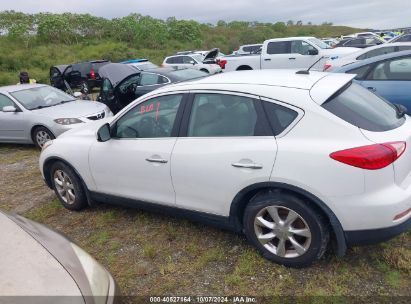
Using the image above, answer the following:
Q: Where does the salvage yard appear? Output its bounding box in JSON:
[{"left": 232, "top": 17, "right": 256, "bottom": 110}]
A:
[{"left": 0, "top": 143, "right": 410, "bottom": 298}]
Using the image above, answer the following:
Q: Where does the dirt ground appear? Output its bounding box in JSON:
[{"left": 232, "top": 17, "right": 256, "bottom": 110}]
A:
[{"left": 0, "top": 144, "right": 410, "bottom": 301}]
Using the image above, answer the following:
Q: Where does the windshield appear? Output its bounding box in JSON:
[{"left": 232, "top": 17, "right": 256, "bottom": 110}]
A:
[
  {"left": 10, "top": 86, "right": 75, "bottom": 110},
  {"left": 308, "top": 38, "right": 332, "bottom": 49},
  {"left": 170, "top": 69, "right": 208, "bottom": 80},
  {"left": 191, "top": 54, "right": 205, "bottom": 63}
]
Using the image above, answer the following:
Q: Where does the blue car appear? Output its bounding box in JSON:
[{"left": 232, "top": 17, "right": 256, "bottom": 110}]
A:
[{"left": 332, "top": 50, "right": 411, "bottom": 113}]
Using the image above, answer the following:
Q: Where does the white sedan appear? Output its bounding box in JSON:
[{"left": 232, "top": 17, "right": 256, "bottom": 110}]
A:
[{"left": 39, "top": 70, "right": 411, "bottom": 267}]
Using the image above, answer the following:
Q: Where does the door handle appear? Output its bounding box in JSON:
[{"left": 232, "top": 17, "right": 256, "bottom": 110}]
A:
[
  {"left": 288, "top": 57, "right": 296, "bottom": 60},
  {"left": 146, "top": 157, "right": 168, "bottom": 164},
  {"left": 264, "top": 58, "right": 271, "bottom": 61},
  {"left": 232, "top": 162, "right": 263, "bottom": 169},
  {"left": 367, "top": 87, "right": 376, "bottom": 92}
]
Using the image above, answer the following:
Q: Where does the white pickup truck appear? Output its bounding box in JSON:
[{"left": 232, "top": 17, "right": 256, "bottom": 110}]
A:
[{"left": 220, "top": 37, "right": 359, "bottom": 72}]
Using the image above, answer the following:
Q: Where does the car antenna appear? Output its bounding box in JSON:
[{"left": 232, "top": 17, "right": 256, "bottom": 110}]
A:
[{"left": 296, "top": 56, "right": 325, "bottom": 75}]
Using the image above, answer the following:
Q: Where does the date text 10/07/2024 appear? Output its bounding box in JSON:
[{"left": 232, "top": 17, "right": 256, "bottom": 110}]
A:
[{"left": 149, "top": 296, "right": 257, "bottom": 303}]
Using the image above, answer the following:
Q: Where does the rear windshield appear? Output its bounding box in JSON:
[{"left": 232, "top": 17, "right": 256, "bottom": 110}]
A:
[{"left": 322, "top": 82, "right": 405, "bottom": 132}]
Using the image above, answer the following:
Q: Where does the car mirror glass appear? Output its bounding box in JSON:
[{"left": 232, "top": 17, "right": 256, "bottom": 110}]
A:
[{"left": 97, "top": 123, "right": 111, "bottom": 142}]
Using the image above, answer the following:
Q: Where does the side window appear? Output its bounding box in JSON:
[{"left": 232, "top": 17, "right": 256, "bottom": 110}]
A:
[
  {"left": 290, "top": 41, "right": 316, "bottom": 55},
  {"left": 173, "top": 56, "right": 184, "bottom": 64},
  {"left": 188, "top": 94, "right": 258, "bottom": 137},
  {"left": 50, "top": 68, "right": 60, "bottom": 78},
  {"left": 357, "top": 47, "right": 396, "bottom": 60},
  {"left": 267, "top": 41, "right": 290, "bottom": 55},
  {"left": 140, "top": 73, "right": 160, "bottom": 86},
  {"left": 369, "top": 57, "right": 411, "bottom": 81},
  {"left": 114, "top": 94, "right": 183, "bottom": 139},
  {"left": 262, "top": 101, "right": 299, "bottom": 135},
  {"left": 0, "top": 94, "right": 14, "bottom": 109},
  {"left": 347, "top": 65, "right": 372, "bottom": 80},
  {"left": 101, "top": 78, "right": 113, "bottom": 94},
  {"left": 182, "top": 56, "right": 195, "bottom": 64},
  {"left": 166, "top": 57, "right": 175, "bottom": 64}
]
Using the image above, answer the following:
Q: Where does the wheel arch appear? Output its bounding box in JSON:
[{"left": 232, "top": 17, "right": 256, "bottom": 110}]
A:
[
  {"left": 30, "top": 124, "right": 56, "bottom": 141},
  {"left": 229, "top": 182, "right": 347, "bottom": 256},
  {"left": 43, "top": 156, "right": 94, "bottom": 206},
  {"left": 236, "top": 65, "right": 253, "bottom": 71}
]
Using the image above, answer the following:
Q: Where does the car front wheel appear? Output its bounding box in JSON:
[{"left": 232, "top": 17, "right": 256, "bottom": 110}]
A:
[
  {"left": 243, "top": 191, "right": 329, "bottom": 268},
  {"left": 50, "top": 161, "right": 87, "bottom": 211},
  {"left": 32, "top": 126, "right": 55, "bottom": 149}
]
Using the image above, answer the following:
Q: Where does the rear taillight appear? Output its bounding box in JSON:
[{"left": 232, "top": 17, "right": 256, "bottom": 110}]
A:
[
  {"left": 90, "top": 69, "right": 96, "bottom": 80},
  {"left": 323, "top": 63, "right": 332, "bottom": 71},
  {"left": 330, "top": 142, "right": 406, "bottom": 170},
  {"left": 217, "top": 59, "right": 227, "bottom": 69}
]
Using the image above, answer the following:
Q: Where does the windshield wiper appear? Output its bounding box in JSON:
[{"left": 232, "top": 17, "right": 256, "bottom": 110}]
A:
[
  {"left": 32, "top": 105, "right": 52, "bottom": 110},
  {"left": 393, "top": 103, "right": 407, "bottom": 118},
  {"left": 54, "top": 99, "right": 76, "bottom": 106}
]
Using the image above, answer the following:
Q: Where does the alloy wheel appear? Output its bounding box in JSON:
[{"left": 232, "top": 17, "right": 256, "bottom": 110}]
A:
[
  {"left": 254, "top": 205, "right": 312, "bottom": 258},
  {"left": 53, "top": 169, "right": 76, "bottom": 205},
  {"left": 36, "top": 130, "right": 51, "bottom": 148}
]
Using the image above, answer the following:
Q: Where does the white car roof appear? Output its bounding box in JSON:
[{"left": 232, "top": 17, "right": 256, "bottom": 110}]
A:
[
  {"left": 0, "top": 83, "right": 47, "bottom": 94},
  {"left": 150, "top": 70, "right": 355, "bottom": 104},
  {"left": 265, "top": 36, "right": 316, "bottom": 42}
]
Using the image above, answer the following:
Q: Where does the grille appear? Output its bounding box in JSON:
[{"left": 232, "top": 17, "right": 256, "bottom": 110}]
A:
[{"left": 87, "top": 111, "right": 105, "bottom": 121}]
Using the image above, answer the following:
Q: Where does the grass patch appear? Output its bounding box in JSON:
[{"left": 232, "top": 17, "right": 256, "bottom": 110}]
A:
[
  {"left": 143, "top": 244, "right": 158, "bottom": 260},
  {"left": 25, "top": 199, "right": 62, "bottom": 222}
]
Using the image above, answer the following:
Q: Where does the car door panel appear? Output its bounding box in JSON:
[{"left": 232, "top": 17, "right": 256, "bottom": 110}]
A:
[
  {"left": 89, "top": 138, "right": 177, "bottom": 205},
  {"left": 88, "top": 93, "right": 186, "bottom": 205},
  {"left": 170, "top": 92, "right": 277, "bottom": 216},
  {"left": 0, "top": 95, "right": 28, "bottom": 142}
]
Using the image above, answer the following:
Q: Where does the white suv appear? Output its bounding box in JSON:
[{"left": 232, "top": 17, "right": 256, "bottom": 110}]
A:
[
  {"left": 39, "top": 70, "right": 411, "bottom": 267},
  {"left": 163, "top": 49, "right": 222, "bottom": 75}
]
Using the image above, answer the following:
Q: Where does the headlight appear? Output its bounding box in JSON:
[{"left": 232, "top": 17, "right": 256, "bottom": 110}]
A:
[
  {"left": 54, "top": 118, "right": 84, "bottom": 125},
  {"left": 71, "top": 243, "right": 110, "bottom": 304},
  {"left": 41, "top": 140, "right": 53, "bottom": 151}
]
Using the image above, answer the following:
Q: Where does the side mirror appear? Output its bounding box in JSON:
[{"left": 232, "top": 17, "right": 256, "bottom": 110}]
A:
[
  {"left": 97, "top": 123, "right": 111, "bottom": 142},
  {"left": 2, "top": 106, "right": 17, "bottom": 112},
  {"left": 190, "top": 61, "right": 196, "bottom": 65},
  {"left": 308, "top": 49, "right": 319, "bottom": 55},
  {"left": 73, "top": 92, "right": 82, "bottom": 98}
]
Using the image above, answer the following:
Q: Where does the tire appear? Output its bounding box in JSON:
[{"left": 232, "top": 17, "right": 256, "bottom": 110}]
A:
[
  {"left": 243, "top": 190, "right": 329, "bottom": 268},
  {"left": 50, "top": 161, "right": 88, "bottom": 211},
  {"left": 200, "top": 68, "right": 210, "bottom": 74},
  {"left": 32, "top": 126, "right": 55, "bottom": 149}
]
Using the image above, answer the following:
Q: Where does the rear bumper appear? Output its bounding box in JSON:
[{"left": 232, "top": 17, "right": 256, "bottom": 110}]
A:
[{"left": 345, "top": 217, "right": 411, "bottom": 246}]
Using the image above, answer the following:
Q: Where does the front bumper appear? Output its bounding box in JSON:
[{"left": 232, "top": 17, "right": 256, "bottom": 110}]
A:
[{"left": 345, "top": 217, "right": 411, "bottom": 246}]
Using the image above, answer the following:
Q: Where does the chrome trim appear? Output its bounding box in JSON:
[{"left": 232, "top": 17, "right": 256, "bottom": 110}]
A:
[{"left": 232, "top": 162, "right": 263, "bottom": 169}]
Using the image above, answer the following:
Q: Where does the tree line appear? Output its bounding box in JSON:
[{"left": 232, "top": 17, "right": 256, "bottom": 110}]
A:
[{"left": 0, "top": 11, "right": 356, "bottom": 51}]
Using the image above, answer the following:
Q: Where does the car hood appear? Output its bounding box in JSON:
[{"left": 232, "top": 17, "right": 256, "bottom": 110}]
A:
[
  {"left": 0, "top": 212, "right": 82, "bottom": 297},
  {"left": 32, "top": 100, "right": 108, "bottom": 119}
]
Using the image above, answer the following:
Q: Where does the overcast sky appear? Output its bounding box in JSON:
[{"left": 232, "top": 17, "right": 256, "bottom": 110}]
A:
[{"left": 0, "top": 0, "right": 409, "bottom": 29}]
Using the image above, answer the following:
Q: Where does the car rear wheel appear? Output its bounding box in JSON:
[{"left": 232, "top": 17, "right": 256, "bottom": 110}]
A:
[
  {"left": 243, "top": 191, "right": 329, "bottom": 268},
  {"left": 32, "top": 126, "right": 55, "bottom": 149},
  {"left": 200, "top": 68, "right": 210, "bottom": 74},
  {"left": 50, "top": 161, "right": 87, "bottom": 211}
]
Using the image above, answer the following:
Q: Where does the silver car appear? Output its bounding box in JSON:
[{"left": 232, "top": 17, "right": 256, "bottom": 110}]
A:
[
  {"left": 0, "top": 210, "right": 119, "bottom": 303},
  {"left": 0, "top": 84, "right": 112, "bottom": 148}
]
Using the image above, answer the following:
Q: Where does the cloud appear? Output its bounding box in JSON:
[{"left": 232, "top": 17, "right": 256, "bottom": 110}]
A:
[{"left": 0, "top": 0, "right": 409, "bottom": 29}]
